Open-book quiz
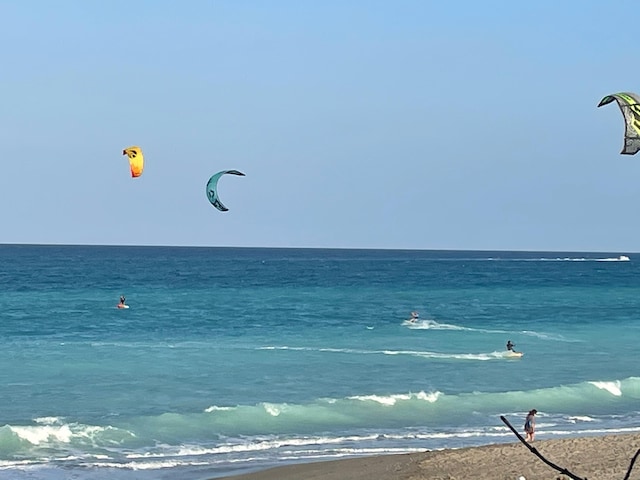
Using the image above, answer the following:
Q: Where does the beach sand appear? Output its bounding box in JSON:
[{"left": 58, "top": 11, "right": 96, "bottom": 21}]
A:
[{"left": 219, "top": 433, "right": 640, "bottom": 480}]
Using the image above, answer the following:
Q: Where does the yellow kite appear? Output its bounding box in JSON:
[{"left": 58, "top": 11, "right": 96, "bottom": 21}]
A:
[{"left": 122, "top": 146, "right": 144, "bottom": 178}]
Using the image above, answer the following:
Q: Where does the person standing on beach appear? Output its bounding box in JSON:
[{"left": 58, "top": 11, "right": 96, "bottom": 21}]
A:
[{"left": 524, "top": 409, "right": 537, "bottom": 442}]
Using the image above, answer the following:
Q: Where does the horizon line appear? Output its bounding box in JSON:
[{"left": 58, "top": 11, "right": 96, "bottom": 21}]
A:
[{"left": 0, "top": 242, "right": 635, "bottom": 255}]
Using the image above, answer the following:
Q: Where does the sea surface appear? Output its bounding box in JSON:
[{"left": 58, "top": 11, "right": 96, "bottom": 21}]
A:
[{"left": 1, "top": 245, "right": 639, "bottom": 479}]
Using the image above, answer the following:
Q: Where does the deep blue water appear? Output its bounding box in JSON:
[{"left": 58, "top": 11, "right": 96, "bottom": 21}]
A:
[{"left": 1, "top": 245, "right": 639, "bottom": 479}]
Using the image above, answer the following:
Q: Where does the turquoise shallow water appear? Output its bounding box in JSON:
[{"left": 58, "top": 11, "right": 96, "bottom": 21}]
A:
[{"left": 1, "top": 245, "right": 639, "bottom": 479}]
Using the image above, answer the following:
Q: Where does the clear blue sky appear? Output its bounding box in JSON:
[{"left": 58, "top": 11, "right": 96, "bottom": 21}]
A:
[{"left": 1, "top": 0, "right": 638, "bottom": 251}]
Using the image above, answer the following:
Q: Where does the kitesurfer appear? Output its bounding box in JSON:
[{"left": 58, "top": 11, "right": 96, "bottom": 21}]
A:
[
  {"left": 119, "top": 295, "right": 126, "bottom": 306},
  {"left": 506, "top": 340, "right": 515, "bottom": 351}
]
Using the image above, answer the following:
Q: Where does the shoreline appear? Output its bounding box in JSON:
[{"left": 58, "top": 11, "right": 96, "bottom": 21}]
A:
[{"left": 217, "top": 432, "right": 640, "bottom": 480}]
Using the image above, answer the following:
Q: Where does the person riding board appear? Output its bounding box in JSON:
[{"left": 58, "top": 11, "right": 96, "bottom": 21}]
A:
[{"left": 506, "top": 340, "right": 515, "bottom": 351}]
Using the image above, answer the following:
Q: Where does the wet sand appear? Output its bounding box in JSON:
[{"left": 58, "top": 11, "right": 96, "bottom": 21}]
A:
[{"left": 219, "top": 432, "right": 640, "bottom": 480}]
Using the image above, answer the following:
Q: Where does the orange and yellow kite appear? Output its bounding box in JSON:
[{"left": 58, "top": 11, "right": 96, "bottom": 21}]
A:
[{"left": 122, "top": 146, "right": 144, "bottom": 177}]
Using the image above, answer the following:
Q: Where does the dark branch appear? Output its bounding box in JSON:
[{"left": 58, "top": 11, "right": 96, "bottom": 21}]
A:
[
  {"left": 500, "top": 415, "right": 586, "bottom": 480},
  {"left": 623, "top": 448, "right": 640, "bottom": 480}
]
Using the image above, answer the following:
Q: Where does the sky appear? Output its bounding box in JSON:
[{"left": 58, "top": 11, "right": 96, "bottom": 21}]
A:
[{"left": 1, "top": 0, "right": 639, "bottom": 252}]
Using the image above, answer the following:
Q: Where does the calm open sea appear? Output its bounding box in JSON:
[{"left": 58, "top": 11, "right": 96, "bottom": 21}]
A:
[{"left": 1, "top": 245, "right": 639, "bottom": 479}]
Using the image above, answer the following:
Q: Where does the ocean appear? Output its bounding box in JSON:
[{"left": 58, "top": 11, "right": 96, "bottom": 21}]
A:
[{"left": 1, "top": 245, "right": 639, "bottom": 480}]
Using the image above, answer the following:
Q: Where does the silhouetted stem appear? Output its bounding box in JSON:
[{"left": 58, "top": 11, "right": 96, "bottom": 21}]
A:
[
  {"left": 622, "top": 448, "right": 640, "bottom": 480},
  {"left": 500, "top": 415, "right": 586, "bottom": 480}
]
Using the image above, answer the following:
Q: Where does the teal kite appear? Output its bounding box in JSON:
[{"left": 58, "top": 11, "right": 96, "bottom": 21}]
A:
[{"left": 206, "top": 170, "right": 245, "bottom": 212}]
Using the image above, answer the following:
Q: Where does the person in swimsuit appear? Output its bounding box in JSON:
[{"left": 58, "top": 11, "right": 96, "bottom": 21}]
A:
[{"left": 524, "top": 409, "right": 537, "bottom": 442}]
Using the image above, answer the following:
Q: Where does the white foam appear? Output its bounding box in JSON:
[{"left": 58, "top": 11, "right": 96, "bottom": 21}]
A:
[
  {"left": 9, "top": 422, "right": 125, "bottom": 446},
  {"left": 34, "top": 416, "right": 63, "bottom": 425},
  {"left": 0, "top": 459, "right": 39, "bottom": 469},
  {"left": 502, "top": 255, "right": 631, "bottom": 262},
  {"left": 262, "top": 345, "right": 516, "bottom": 362},
  {"left": 89, "top": 459, "right": 210, "bottom": 470},
  {"left": 398, "top": 349, "right": 506, "bottom": 361},
  {"left": 415, "top": 391, "right": 442, "bottom": 402},
  {"left": 126, "top": 434, "right": 392, "bottom": 459},
  {"left": 204, "top": 405, "right": 235, "bottom": 413},
  {"left": 11, "top": 424, "right": 74, "bottom": 444},
  {"left": 262, "top": 403, "right": 284, "bottom": 416},
  {"left": 404, "top": 319, "right": 471, "bottom": 331},
  {"left": 567, "top": 415, "right": 595, "bottom": 423},
  {"left": 348, "top": 394, "right": 409, "bottom": 406},
  {"left": 589, "top": 381, "right": 622, "bottom": 396},
  {"left": 277, "top": 446, "right": 426, "bottom": 461},
  {"left": 597, "top": 255, "right": 630, "bottom": 262},
  {"left": 348, "top": 391, "right": 441, "bottom": 405},
  {"left": 541, "top": 425, "right": 640, "bottom": 436},
  {"left": 519, "top": 330, "right": 574, "bottom": 342}
]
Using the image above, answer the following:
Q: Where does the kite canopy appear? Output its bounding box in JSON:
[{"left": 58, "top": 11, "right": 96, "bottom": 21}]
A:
[
  {"left": 206, "top": 170, "right": 245, "bottom": 212},
  {"left": 597, "top": 92, "right": 640, "bottom": 155},
  {"left": 122, "top": 146, "right": 144, "bottom": 177}
]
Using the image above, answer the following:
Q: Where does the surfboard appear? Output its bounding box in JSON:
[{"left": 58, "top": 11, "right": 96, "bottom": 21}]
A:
[
  {"left": 506, "top": 351, "right": 523, "bottom": 358},
  {"left": 117, "top": 304, "right": 129, "bottom": 309}
]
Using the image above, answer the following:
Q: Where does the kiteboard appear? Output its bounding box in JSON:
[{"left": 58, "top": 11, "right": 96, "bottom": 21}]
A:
[
  {"left": 117, "top": 304, "right": 130, "bottom": 309},
  {"left": 505, "top": 351, "right": 523, "bottom": 358}
]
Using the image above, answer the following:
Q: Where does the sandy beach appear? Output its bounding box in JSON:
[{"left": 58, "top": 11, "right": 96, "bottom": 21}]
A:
[{"left": 220, "top": 432, "right": 640, "bottom": 480}]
